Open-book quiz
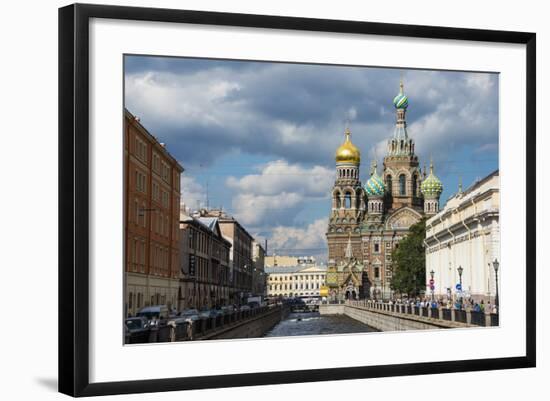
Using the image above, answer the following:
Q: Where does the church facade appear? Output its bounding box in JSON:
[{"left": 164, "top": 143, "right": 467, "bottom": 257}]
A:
[{"left": 325, "top": 82, "right": 443, "bottom": 301}]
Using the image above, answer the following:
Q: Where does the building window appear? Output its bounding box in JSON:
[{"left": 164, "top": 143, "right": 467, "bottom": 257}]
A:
[
  {"left": 335, "top": 191, "right": 341, "bottom": 208},
  {"left": 135, "top": 137, "right": 147, "bottom": 162},
  {"left": 374, "top": 243, "right": 380, "bottom": 253},
  {"left": 399, "top": 174, "right": 406, "bottom": 195},
  {"left": 412, "top": 174, "right": 418, "bottom": 197},
  {"left": 386, "top": 175, "right": 392, "bottom": 194},
  {"left": 375, "top": 267, "right": 380, "bottom": 278},
  {"left": 142, "top": 203, "right": 146, "bottom": 227},
  {"left": 344, "top": 192, "right": 352, "bottom": 208}
]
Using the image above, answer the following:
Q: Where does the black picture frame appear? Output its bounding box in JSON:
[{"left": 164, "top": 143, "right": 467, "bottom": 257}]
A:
[{"left": 59, "top": 3, "right": 536, "bottom": 397}]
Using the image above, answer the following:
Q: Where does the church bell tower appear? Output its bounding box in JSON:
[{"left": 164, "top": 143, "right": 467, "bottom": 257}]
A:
[{"left": 327, "top": 127, "right": 365, "bottom": 265}]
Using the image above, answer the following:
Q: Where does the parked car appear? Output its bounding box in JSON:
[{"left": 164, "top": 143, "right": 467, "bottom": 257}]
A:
[
  {"left": 199, "top": 309, "right": 221, "bottom": 319},
  {"left": 178, "top": 309, "right": 200, "bottom": 323},
  {"left": 239, "top": 305, "right": 251, "bottom": 312},
  {"left": 124, "top": 316, "right": 149, "bottom": 333},
  {"left": 247, "top": 301, "right": 260, "bottom": 309},
  {"left": 136, "top": 305, "right": 169, "bottom": 326},
  {"left": 220, "top": 305, "right": 235, "bottom": 315}
]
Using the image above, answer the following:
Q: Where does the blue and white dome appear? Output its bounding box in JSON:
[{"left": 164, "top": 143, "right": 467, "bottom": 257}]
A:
[{"left": 365, "top": 162, "right": 385, "bottom": 196}]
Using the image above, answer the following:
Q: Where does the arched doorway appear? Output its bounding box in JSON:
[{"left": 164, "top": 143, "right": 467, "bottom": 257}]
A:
[{"left": 345, "top": 284, "right": 358, "bottom": 300}]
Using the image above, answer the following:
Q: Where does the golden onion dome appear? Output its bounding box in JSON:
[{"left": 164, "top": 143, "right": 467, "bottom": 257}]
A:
[{"left": 335, "top": 128, "right": 360, "bottom": 165}]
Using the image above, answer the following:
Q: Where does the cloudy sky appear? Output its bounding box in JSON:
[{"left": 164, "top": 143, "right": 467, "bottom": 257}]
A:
[{"left": 125, "top": 55, "right": 499, "bottom": 262}]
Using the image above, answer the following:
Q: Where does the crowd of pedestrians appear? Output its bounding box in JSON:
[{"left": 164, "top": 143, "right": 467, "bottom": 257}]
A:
[{"left": 363, "top": 296, "right": 498, "bottom": 314}]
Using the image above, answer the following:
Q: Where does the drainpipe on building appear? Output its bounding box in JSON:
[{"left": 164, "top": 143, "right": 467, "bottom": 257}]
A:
[{"left": 442, "top": 213, "right": 456, "bottom": 300}]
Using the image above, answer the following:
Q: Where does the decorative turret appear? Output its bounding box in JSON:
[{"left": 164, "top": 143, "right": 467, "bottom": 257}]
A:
[
  {"left": 421, "top": 159, "right": 443, "bottom": 215},
  {"left": 365, "top": 160, "right": 384, "bottom": 215},
  {"left": 387, "top": 79, "right": 415, "bottom": 156},
  {"left": 365, "top": 160, "right": 385, "bottom": 196},
  {"left": 332, "top": 127, "right": 363, "bottom": 210}
]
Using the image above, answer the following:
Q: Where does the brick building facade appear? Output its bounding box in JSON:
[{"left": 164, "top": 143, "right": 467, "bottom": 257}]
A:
[{"left": 124, "top": 109, "right": 184, "bottom": 316}]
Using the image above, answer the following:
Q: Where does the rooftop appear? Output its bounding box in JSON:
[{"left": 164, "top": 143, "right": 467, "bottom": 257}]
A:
[{"left": 264, "top": 265, "right": 327, "bottom": 274}]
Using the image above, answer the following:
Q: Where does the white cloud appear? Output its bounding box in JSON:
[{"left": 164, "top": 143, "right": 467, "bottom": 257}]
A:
[
  {"left": 226, "top": 160, "right": 332, "bottom": 197},
  {"left": 269, "top": 218, "right": 328, "bottom": 262},
  {"left": 347, "top": 107, "right": 357, "bottom": 121},
  {"left": 180, "top": 175, "right": 206, "bottom": 212},
  {"left": 226, "top": 161, "right": 332, "bottom": 226},
  {"left": 230, "top": 192, "right": 303, "bottom": 226}
]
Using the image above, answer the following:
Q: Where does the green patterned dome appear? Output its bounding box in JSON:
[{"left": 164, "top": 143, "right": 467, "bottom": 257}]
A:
[
  {"left": 393, "top": 93, "right": 408, "bottom": 109},
  {"left": 393, "top": 80, "right": 408, "bottom": 109},
  {"left": 365, "top": 162, "right": 385, "bottom": 196},
  {"left": 421, "top": 163, "right": 443, "bottom": 197}
]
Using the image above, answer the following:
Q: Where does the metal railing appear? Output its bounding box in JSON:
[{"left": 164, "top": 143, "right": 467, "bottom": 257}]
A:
[{"left": 345, "top": 300, "right": 499, "bottom": 327}]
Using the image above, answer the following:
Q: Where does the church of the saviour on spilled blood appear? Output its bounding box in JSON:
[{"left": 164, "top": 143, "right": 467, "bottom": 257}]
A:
[{"left": 325, "top": 81, "right": 444, "bottom": 301}]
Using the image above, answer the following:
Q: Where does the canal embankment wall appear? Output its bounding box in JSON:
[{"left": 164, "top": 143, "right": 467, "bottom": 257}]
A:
[
  {"left": 319, "top": 303, "right": 476, "bottom": 331},
  {"left": 128, "top": 305, "right": 291, "bottom": 344},
  {"left": 201, "top": 306, "right": 290, "bottom": 340}
]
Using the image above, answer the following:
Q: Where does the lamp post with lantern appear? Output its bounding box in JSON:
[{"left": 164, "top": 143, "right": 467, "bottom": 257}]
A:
[
  {"left": 493, "top": 258, "right": 499, "bottom": 312},
  {"left": 457, "top": 265, "right": 464, "bottom": 307}
]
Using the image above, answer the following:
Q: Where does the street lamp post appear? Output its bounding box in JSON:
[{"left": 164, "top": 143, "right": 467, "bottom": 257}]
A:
[
  {"left": 493, "top": 258, "right": 499, "bottom": 313},
  {"left": 430, "top": 270, "right": 435, "bottom": 302},
  {"left": 457, "top": 266, "right": 464, "bottom": 307}
]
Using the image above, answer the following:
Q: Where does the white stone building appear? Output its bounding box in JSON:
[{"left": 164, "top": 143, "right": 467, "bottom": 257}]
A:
[
  {"left": 424, "top": 170, "right": 500, "bottom": 302},
  {"left": 265, "top": 265, "right": 327, "bottom": 298}
]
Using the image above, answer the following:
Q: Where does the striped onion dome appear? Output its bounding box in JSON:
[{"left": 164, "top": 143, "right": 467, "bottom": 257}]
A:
[
  {"left": 421, "top": 162, "right": 443, "bottom": 198},
  {"left": 365, "top": 162, "right": 385, "bottom": 196},
  {"left": 393, "top": 80, "right": 409, "bottom": 109}
]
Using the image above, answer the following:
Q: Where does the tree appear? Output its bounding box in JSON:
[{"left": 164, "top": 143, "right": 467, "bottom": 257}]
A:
[{"left": 390, "top": 218, "right": 426, "bottom": 297}]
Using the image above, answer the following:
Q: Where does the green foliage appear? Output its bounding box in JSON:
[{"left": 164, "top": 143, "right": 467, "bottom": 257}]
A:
[{"left": 390, "top": 218, "right": 427, "bottom": 297}]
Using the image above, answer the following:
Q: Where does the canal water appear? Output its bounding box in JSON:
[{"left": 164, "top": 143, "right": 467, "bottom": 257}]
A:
[{"left": 263, "top": 312, "right": 378, "bottom": 338}]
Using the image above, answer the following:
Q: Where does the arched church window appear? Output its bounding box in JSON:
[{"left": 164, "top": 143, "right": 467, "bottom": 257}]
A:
[
  {"left": 386, "top": 175, "right": 392, "bottom": 194},
  {"left": 412, "top": 174, "right": 418, "bottom": 197},
  {"left": 399, "top": 174, "right": 406, "bottom": 195},
  {"left": 345, "top": 192, "right": 352, "bottom": 208},
  {"left": 335, "top": 192, "right": 341, "bottom": 208}
]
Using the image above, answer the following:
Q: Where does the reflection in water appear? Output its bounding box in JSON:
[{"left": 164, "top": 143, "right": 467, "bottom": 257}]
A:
[{"left": 263, "top": 312, "right": 378, "bottom": 337}]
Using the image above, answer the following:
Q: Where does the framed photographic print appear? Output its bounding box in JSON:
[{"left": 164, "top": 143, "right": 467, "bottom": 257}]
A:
[{"left": 58, "top": 3, "right": 536, "bottom": 397}]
